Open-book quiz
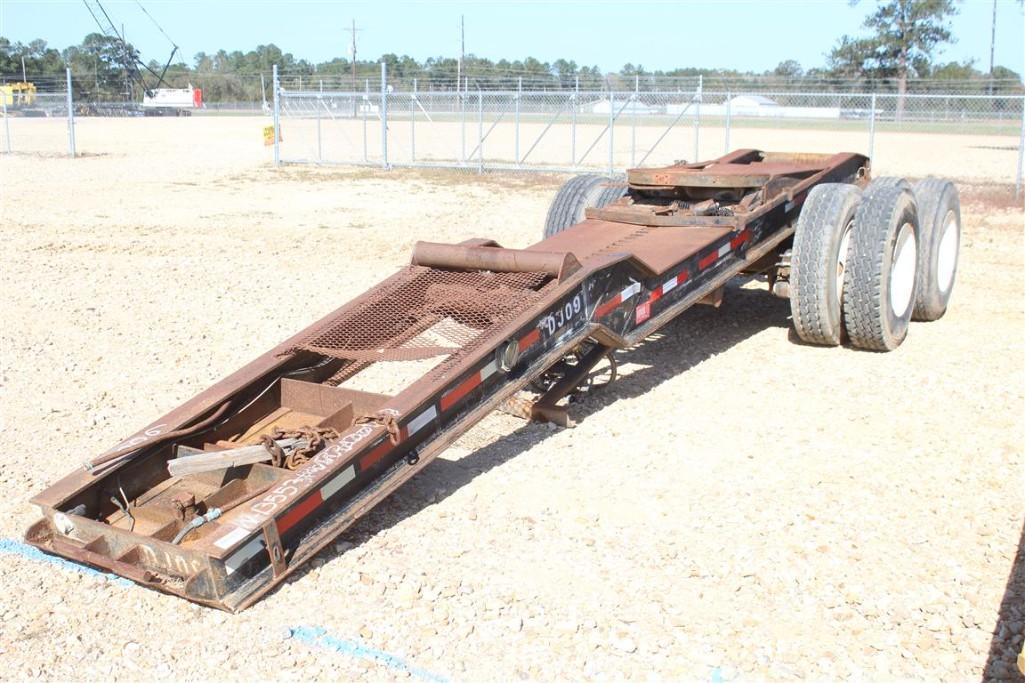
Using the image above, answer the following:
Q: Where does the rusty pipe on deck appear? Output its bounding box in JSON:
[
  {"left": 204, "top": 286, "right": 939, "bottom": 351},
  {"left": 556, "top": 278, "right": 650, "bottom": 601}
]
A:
[
  {"left": 84, "top": 400, "right": 232, "bottom": 473},
  {"left": 411, "top": 241, "right": 581, "bottom": 281}
]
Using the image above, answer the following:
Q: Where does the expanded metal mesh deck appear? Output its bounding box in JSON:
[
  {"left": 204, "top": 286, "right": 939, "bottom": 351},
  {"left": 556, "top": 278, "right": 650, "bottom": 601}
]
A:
[{"left": 291, "top": 265, "right": 553, "bottom": 377}]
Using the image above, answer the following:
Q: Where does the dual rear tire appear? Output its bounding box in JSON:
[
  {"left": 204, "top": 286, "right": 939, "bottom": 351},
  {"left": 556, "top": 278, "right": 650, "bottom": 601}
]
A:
[
  {"left": 790, "top": 183, "right": 861, "bottom": 346},
  {"left": 789, "top": 176, "right": 960, "bottom": 351},
  {"left": 544, "top": 174, "right": 628, "bottom": 238},
  {"left": 842, "top": 182, "right": 920, "bottom": 351},
  {"left": 911, "top": 178, "right": 961, "bottom": 321}
]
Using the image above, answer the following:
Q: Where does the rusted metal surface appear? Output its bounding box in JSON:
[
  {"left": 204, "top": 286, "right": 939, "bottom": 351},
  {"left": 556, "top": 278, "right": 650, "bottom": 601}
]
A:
[
  {"left": 628, "top": 162, "right": 826, "bottom": 189},
  {"left": 411, "top": 241, "right": 581, "bottom": 281},
  {"left": 86, "top": 400, "right": 233, "bottom": 473},
  {"left": 529, "top": 343, "right": 611, "bottom": 428},
  {"left": 25, "top": 149, "right": 870, "bottom": 611},
  {"left": 529, "top": 220, "right": 734, "bottom": 277},
  {"left": 626, "top": 149, "right": 850, "bottom": 190},
  {"left": 696, "top": 287, "right": 725, "bottom": 308},
  {"left": 290, "top": 264, "right": 553, "bottom": 368},
  {"left": 594, "top": 151, "right": 868, "bottom": 231},
  {"left": 261, "top": 521, "right": 287, "bottom": 578}
]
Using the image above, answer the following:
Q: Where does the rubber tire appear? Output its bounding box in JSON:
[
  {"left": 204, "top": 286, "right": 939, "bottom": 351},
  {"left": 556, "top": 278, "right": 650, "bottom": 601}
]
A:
[
  {"left": 866, "top": 176, "right": 910, "bottom": 191},
  {"left": 790, "top": 183, "right": 862, "bottom": 346},
  {"left": 544, "top": 174, "right": 627, "bottom": 238},
  {"left": 843, "top": 184, "right": 921, "bottom": 351},
  {"left": 911, "top": 177, "right": 960, "bottom": 321}
]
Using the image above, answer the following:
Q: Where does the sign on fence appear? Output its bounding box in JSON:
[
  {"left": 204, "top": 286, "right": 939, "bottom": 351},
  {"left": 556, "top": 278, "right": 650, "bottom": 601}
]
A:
[{"left": 263, "top": 124, "right": 281, "bottom": 146}]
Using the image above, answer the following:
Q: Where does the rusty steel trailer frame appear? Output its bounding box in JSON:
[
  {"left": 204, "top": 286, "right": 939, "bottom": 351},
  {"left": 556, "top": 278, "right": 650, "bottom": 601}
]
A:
[{"left": 26, "top": 149, "right": 869, "bottom": 611}]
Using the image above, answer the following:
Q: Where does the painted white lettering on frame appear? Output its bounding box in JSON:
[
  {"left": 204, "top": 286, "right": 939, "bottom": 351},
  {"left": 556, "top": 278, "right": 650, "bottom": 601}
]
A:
[
  {"left": 104, "top": 424, "right": 168, "bottom": 456},
  {"left": 235, "top": 424, "right": 377, "bottom": 530}
]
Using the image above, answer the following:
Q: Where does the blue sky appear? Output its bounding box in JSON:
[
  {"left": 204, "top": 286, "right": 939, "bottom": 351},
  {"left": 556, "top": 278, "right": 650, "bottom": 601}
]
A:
[{"left": 1, "top": 0, "right": 1023, "bottom": 74}]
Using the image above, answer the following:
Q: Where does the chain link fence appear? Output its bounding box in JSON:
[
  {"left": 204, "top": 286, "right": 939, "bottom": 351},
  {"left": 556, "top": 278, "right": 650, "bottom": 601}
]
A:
[
  {"left": 3, "top": 64, "right": 1023, "bottom": 195},
  {"left": 0, "top": 69, "right": 76, "bottom": 157},
  {"left": 274, "top": 65, "right": 1025, "bottom": 195}
]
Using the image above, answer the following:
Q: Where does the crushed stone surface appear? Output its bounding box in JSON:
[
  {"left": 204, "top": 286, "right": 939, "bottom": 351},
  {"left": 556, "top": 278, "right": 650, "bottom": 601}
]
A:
[{"left": 0, "top": 119, "right": 1022, "bottom": 681}]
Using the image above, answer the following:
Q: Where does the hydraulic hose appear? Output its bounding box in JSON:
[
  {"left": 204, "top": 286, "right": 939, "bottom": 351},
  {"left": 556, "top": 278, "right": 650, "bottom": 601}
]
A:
[{"left": 170, "top": 507, "right": 222, "bottom": 545}]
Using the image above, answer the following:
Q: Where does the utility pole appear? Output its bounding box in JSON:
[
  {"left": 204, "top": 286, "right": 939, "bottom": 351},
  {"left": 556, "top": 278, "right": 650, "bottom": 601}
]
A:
[
  {"left": 988, "top": 0, "right": 997, "bottom": 95},
  {"left": 21, "top": 56, "right": 27, "bottom": 82},
  {"left": 457, "top": 15, "right": 464, "bottom": 94},
  {"left": 345, "top": 19, "right": 362, "bottom": 115},
  {"left": 346, "top": 19, "right": 361, "bottom": 90}
]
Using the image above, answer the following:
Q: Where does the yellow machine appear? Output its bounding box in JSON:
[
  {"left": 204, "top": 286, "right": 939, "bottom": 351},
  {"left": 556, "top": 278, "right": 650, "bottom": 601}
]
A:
[{"left": 1, "top": 82, "right": 37, "bottom": 108}]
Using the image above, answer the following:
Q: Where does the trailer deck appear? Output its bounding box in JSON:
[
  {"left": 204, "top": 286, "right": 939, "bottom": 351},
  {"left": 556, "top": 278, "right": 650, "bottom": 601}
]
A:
[{"left": 26, "top": 149, "right": 870, "bottom": 610}]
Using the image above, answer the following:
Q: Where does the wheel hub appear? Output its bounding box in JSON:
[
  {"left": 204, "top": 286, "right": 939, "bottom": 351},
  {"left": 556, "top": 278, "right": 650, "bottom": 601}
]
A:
[
  {"left": 936, "top": 209, "right": 958, "bottom": 295},
  {"left": 890, "top": 222, "right": 917, "bottom": 317}
]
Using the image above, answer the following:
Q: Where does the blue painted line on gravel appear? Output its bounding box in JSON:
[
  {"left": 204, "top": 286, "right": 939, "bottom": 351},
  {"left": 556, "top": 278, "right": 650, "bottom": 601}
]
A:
[
  {"left": 290, "top": 625, "right": 449, "bottom": 682},
  {"left": 0, "top": 537, "right": 132, "bottom": 586},
  {"left": 4, "top": 537, "right": 441, "bottom": 681}
]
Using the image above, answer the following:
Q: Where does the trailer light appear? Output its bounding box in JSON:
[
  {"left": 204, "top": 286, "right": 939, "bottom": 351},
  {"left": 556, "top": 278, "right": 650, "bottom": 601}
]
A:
[{"left": 498, "top": 339, "right": 521, "bottom": 372}]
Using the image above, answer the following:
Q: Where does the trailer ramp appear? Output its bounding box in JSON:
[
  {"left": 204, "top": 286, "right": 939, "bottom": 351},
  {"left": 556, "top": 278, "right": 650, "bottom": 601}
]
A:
[{"left": 26, "top": 150, "right": 869, "bottom": 610}]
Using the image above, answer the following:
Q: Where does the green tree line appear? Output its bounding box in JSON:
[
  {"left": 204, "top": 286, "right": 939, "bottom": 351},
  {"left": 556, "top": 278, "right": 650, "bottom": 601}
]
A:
[{"left": 2, "top": 6, "right": 1022, "bottom": 105}]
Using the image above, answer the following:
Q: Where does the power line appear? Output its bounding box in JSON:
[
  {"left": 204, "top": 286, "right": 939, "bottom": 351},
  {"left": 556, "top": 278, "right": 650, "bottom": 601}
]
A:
[{"left": 133, "top": 0, "right": 177, "bottom": 51}]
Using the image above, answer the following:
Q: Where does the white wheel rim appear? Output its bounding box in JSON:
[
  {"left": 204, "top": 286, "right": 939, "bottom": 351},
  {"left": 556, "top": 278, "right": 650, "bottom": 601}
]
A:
[
  {"left": 890, "top": 222, "right": 917, "bottom": 317},
  {"left": 836, "top": 221, "right": 853, "bottom": 307},
  {"left": 936, "top": 209, "right": 958, "bottom": 294}
]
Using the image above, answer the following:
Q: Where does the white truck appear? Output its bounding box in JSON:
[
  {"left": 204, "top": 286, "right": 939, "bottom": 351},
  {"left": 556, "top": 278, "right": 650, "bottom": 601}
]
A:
[{"left": 141, "top": 85, "right": 203, "bottom": 116}]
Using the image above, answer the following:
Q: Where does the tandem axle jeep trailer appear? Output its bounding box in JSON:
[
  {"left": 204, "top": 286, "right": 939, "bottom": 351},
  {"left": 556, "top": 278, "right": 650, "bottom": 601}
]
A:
[{"left": 25, "top": 149, "right": 962, "bottom": 611}]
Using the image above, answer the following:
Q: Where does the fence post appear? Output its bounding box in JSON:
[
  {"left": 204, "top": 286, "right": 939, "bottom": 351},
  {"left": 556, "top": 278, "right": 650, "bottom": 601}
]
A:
[
  {"left": 515, "top": 77, "right": 521, "bottom": 166},
  {"left": 477, "top": 87, "right": 484, "bottom": 174},
  {"left": 631, "top": 74, "right": 638, "bottom": 166},
  {"left": 460, "top": 78, "right": 466, "bottom": 162},
  {"left": 2, "top": 97, "right": 10, "bottom": 154},
  {"left": 411, "top": 78, "right": 416, "bottom": 162},
  {"left": 380, "top": 61, "right": 388, "bottom": 169},
  {"left": 1015, "top": 95, "right": 1024, "bottom": 199},
  {"left": 571, "top": 83, "right": 578, "bottom": 167},
  {"left": 272, "top": 64, "right": 280, "bottom": 166},
  {"left": 724, "top": 90, "right": 731, "bottom": 153},
  {"left": 316, "top": 95, "right": 322, "bottom": 163},
  {"left": 65, "top": 67, "right": 76, "bottom": 158},
  {"left": 693, "top": 74, "right": 701, "bottom": 162},
  {"left": 363, "top": 79, "right": 369, "bottom": 162},
  {"left": 607, "top": 87, "right": 614, "bottom": 176},
  {"left": 868, "top": 93, "right": 877, "bottom": 162}
]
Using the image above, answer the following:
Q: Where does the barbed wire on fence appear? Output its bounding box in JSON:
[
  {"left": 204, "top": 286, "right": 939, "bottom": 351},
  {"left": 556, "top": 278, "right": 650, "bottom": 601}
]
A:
[
  {"left": 277, "top": 88, "right": 1024, "bottom": 127},
  {"left": 271, "top": 64, "right": 1025, "bottom": 195},
  {"left": 2, "top": 65, "right": 1023, "bottom": 198},
  {"left": 4, "top": 68, "right": 1024, "bottom": 100}
]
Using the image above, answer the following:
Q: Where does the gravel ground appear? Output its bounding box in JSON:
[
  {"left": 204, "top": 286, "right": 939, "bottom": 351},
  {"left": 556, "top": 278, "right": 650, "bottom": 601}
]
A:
[
  {"left": 0, "top": 120, "right": 1023, "bottom": 681},
  {"left": 5, "top": 114, "right": 1022, "bottom": 184}
]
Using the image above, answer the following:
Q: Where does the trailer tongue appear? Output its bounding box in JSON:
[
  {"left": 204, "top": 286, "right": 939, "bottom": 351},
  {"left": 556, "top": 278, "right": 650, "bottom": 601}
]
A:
[{"left": 26, "top": 150, "right": 873, "bottom": 611}]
